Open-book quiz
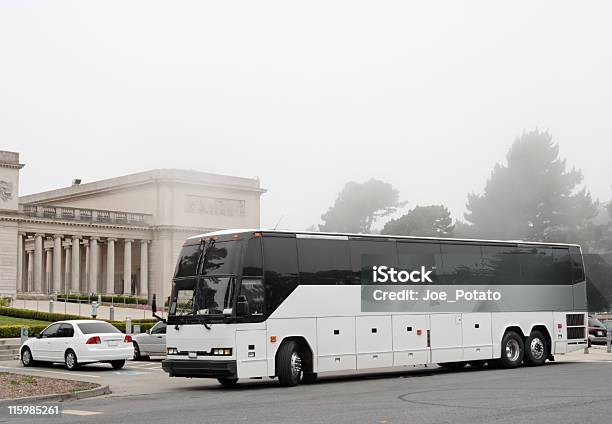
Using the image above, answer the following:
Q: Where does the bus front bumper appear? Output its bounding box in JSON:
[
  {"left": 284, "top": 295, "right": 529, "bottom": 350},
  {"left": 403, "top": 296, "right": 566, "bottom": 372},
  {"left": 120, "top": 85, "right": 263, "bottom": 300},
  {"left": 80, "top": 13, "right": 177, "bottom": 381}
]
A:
[{"left": 162, "top": 358, "right": 237, "bottom": 378}]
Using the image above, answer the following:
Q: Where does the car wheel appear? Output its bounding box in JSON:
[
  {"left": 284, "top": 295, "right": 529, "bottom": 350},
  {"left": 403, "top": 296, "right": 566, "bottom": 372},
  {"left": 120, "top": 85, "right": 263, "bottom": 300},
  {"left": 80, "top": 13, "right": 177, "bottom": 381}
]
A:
[
  {"left": 111, "top": 360, "right": 125, "bottom": 370},
  {"left": 217, "top": 377, "right": 238, "bottom": 387},
  {"left": 438, "top": 362, "right": 467, "bottom": 369},
  {"left": 65, "top": 350, "right": 79, "bottom": 370},
  {"left": 21, "top": 347, "right": 35, "bottom": 367},
  {"left": 499, "top": 331, "right": 524, "bottom": 368},
  {"left": 524, "top": 330, "right": 548, "bottom": 366},
  {"left": 277, "top": 341, "right": 303, "bottom": 387},
  {"left": 133, "top": 342, "right": 149, "bottom": 361}
]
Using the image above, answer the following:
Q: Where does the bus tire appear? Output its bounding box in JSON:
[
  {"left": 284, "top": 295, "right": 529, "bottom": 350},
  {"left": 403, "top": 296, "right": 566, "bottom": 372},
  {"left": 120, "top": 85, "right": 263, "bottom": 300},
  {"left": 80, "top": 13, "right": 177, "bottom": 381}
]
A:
[
  {"left": 277, "top": 340, "right": 302, "bottom": 387},
  {"left": 437, "top": 362, "right": 466, "bottom": 369},
  {"left": 499, "top": 331, "right": 524, "bottom": 368},
  {"left": 217, "top": 377, "right": 238, "bottom": 387},
  {"left": 524, "top": 330, "right": 548, "bottom": 366}
]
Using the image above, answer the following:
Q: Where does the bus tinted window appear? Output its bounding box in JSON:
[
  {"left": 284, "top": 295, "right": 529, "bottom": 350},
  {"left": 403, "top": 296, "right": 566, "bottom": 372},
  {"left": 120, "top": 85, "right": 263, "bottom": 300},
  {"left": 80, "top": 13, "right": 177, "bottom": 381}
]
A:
[
  {"left": 243, "top": 237, "right": 263, "bottom": 276},
  {"left": 175, "top": 243, "right": 201, "bottom": 277},
  {"left": 481, "top": 245, "right": 521, "bottom": 284},
  {"left": 569, "top": 246, "right": 585, "bottom": 283},
  {"left": 397, "top": 242, "right": 442, "bottom": 284},
  {"left": 552, "top": 247, "right": 572, "bottom": 284},
  {"left": 202, "top": 240, "right": 242, "bottom": 275},
  {"left": 440, "top": 244, "right": 484, "bottom": 284},
  {"left": 297, "top": 238, "right": 352, "bottom": 285},
  {"left": 350, "top": 240, "right": 398, "bottom": 284},
  {"left": 263, "top": 236, "right": 299, "bottom": 312},
  {"left": 518, "top": 246, "right": 571, "bottom": 284}
]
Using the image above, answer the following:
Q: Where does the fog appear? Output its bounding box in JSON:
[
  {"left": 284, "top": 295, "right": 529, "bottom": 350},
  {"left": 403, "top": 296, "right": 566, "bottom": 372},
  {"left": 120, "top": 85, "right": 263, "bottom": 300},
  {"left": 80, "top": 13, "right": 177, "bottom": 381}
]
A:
[{"left": 1, "top": 1, "right": 611, "bottom": 230}]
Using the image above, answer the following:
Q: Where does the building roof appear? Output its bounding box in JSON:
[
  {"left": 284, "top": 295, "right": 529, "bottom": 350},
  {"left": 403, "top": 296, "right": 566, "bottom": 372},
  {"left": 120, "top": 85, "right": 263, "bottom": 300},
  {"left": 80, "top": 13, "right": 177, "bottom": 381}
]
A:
[{"left": 20, "top": 168, "right": 266, "bottom": 204}]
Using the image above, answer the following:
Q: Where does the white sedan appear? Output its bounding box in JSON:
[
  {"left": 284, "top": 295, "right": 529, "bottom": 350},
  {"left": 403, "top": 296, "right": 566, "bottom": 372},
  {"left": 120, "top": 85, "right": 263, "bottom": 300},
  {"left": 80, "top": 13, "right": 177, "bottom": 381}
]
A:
[{"left": 20, "top": 320, "right": 134, "bottom": 370}]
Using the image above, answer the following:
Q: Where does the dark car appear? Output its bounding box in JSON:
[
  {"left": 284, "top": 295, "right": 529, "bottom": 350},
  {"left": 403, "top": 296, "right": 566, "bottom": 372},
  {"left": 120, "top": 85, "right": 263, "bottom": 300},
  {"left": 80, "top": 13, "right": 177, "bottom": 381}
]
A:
[{"left": 588, "top": 317, "right": 608, "bottom": 346}]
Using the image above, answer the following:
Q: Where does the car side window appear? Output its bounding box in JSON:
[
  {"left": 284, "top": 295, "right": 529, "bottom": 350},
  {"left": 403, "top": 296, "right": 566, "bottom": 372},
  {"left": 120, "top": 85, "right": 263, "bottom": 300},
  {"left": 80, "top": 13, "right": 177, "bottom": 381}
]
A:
[
  {"left": 151, "top": 323, "right": 166, "bottom": 334},
  {"left": 41, "top": 323, "right": 61, "bottom": 338},
  {"left": 58, "top": 324, "right": 74, "bottom": 337}
]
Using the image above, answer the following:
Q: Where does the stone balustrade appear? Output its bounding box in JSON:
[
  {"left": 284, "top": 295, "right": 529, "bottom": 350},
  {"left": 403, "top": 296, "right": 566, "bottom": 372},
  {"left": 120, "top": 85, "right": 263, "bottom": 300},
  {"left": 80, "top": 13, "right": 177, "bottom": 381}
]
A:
[{"left": 20, "top": 204, "right": 152, "bottom": 226}]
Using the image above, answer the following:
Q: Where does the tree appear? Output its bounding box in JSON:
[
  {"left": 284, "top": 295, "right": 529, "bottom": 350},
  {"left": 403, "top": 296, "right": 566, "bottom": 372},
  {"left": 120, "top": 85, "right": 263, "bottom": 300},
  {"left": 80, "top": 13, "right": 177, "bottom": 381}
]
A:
[
  {"left": 464, "top": 130, "right": 598, "bottom": 243},
  {"left": 319, "top": 179, "right": 405, "bottom": 233},
  {"left": 381, "top": 205, "right": 454, "bottom": 237}
]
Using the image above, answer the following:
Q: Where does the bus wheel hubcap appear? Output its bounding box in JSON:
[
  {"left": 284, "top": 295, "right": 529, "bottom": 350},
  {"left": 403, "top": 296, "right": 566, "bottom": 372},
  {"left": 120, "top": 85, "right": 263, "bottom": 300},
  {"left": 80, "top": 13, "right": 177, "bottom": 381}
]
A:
[
  {"left": 290, "top": 352, "right": 302, "bottom": 376},
  {"left": 530, "top": 338, "right": 544, "bottom": 360},
  {"left": 505, "top": 339, "right": 520, "bottom": 362}
]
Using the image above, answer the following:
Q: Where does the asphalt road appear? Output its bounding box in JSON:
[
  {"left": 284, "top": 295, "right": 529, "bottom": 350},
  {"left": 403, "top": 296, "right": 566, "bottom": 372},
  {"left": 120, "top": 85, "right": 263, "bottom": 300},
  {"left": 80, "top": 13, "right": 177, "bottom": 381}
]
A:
[{"left": 2, "top": 357, "right": 612, "bottom": 424}]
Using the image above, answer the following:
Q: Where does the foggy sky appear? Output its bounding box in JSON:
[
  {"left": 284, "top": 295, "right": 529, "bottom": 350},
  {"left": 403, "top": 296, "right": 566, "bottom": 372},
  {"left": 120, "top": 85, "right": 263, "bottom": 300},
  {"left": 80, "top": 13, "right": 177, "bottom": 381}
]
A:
[{"left": 1, "top": 1, "right": 611, "bottom": 231}]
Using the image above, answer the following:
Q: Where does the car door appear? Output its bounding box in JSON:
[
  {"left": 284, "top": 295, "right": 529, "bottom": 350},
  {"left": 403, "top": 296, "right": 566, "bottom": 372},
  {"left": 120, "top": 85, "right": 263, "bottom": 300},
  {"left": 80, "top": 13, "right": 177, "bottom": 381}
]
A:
[
  {"left": 49, "top": 324, "right": 75, "bottom": 362},
  {"left": 35, "top": 323, "right": 61, "bottom": 361},
  {"left": 149, "top": 322, "right": 166, "bottom": 355}
]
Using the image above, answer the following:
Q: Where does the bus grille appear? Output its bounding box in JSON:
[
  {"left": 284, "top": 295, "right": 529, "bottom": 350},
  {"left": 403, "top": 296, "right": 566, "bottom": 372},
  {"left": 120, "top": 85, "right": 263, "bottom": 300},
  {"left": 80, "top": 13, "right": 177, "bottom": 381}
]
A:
[
  {"left": 566, "top": 314, "right": 585, "bottom": 327},
  {"left": 567, "top": 327, "right": 585, "bottom": 340}
]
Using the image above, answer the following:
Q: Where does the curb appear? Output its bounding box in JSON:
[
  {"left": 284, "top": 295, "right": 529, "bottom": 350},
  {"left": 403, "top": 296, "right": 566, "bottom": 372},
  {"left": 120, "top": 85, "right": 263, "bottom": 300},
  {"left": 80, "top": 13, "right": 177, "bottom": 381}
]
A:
[{"left": 0, "top": 385, "right": 111, "bottom": 406}]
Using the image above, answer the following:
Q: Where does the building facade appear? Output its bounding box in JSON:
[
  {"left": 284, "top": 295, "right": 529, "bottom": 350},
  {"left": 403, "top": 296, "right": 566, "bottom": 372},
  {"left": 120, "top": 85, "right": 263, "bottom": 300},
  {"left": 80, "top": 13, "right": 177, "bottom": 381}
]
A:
[{"left": 0, "top": 151, "right": 265, "bottom": 302}]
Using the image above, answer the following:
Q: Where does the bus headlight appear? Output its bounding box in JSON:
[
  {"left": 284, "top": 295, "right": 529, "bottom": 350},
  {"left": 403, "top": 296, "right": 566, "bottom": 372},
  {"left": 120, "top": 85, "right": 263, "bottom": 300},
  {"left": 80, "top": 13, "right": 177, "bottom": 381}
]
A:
[
  {"left": 212, "top": 348, "right": 232, "bottom": 356},
  {"left": 167, "top": 347, "right": 179, "bottom": 355}
]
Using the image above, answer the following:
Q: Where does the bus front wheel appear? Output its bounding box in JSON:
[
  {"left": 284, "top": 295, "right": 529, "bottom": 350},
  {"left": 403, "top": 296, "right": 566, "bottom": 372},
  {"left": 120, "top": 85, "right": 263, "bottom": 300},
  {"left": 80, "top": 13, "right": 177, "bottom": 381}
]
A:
[{"left": 277, "top": 341, "right": 302, "bottom": 387}]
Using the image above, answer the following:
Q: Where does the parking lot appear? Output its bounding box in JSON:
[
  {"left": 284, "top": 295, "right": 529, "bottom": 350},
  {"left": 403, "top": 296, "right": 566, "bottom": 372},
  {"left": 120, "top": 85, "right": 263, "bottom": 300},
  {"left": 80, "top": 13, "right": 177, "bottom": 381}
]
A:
[{"left": 0, "top": 348, "right": 611, "bottom": 423}]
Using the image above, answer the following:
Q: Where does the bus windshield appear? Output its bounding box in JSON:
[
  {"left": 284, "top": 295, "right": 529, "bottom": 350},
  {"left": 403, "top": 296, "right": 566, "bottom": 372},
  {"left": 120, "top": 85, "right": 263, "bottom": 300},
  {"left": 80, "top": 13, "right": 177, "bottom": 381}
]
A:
[{"left": 169, "top": 277, "right": 236, "bottom": 316}]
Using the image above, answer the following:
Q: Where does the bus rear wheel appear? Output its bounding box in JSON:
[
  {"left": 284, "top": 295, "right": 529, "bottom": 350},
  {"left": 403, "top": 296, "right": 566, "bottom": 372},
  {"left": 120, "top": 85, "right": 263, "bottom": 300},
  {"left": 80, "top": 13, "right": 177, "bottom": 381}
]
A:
[
  {"left": 524, "top": 330, "right": 548, "bottom": 366},
  {"left": 277, "top": 341, "right": 302, "bottom": 387},
  {"left": 498, "top": 331, "right": 524, "bottom": 368}
]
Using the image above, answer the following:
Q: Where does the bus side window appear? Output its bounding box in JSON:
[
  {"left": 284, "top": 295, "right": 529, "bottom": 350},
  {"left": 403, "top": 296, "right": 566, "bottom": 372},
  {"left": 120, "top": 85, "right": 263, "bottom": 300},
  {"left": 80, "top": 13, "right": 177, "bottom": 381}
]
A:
[
  {"left": 349, "top": 240, "right": 398, "bottom": 284},
  {"left": 569, "top": 246, "right": 585, "bottom": 283},
  {"left": 262, "top": 236, "right": 299, "bottom": 312},
  {"left": 243, "top": 237, "right": 263, "bottom": 276},
  {"left": 297, "top": 238, "right": 351, "bottom": 285}
]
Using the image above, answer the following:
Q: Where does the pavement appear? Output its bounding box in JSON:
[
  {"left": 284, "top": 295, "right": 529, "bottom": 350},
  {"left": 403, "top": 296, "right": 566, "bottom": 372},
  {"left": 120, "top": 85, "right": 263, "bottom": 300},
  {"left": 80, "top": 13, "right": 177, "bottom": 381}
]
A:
[
  {"left": 12, "top": 299, "right": 161, "bottom": 321},
  {"left": 0, "top": 348, "right": 610, "bottom": 424}
]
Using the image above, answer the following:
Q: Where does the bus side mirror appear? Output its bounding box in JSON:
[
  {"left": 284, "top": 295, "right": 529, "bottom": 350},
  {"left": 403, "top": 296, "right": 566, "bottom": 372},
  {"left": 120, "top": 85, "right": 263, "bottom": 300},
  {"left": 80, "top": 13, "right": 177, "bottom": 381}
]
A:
[
  {"left": 236, "top": 295, "right": 249, "bottom": 317},
  {"left": 151, "top": 294, "right": 166, "bottom": 323}
]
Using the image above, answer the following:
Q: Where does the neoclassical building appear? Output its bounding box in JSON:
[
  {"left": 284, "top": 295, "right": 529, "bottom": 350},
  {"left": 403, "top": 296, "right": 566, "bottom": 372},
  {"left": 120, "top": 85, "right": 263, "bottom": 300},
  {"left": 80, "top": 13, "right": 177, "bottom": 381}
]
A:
[{"left": 0, "top": 150, "right": 265, "bottom": 302}]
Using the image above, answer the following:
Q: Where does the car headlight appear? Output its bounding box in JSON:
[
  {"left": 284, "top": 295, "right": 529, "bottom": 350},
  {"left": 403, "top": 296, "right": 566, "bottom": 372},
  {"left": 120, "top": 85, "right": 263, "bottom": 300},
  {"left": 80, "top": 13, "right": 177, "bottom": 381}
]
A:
[
  {"left": 211, "top": 348, "right": 232, "bottom": 356},
  {"left": 167, "top": 347, "right": 179, "bottom": 355}
]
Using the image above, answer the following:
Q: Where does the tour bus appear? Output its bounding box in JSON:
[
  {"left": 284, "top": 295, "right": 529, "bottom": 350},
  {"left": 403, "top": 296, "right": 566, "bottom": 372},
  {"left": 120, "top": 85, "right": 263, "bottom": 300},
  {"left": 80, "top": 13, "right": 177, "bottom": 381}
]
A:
[{"left": 158, "top": 229, "right": 588, "bottom": 387}]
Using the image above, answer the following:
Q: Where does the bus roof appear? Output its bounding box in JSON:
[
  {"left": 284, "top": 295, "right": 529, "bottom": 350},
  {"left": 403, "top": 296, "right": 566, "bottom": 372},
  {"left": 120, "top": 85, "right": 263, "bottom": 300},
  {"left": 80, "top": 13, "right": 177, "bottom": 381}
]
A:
[{"left": 186, "top": 229, "right": 581, "bottom": 248}]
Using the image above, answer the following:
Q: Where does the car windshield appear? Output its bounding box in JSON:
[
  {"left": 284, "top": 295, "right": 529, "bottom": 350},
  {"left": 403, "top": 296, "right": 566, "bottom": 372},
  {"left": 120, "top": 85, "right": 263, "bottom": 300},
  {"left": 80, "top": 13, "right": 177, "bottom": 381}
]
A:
[
  {"left": 78, "top": 322, "right": 121, "bottom": 334},
  {"left": 589, "top": 318, "right": 604, "bottom": 327},
  {"left": 169, "top": 277, "right": 236, "bottom": 316}
]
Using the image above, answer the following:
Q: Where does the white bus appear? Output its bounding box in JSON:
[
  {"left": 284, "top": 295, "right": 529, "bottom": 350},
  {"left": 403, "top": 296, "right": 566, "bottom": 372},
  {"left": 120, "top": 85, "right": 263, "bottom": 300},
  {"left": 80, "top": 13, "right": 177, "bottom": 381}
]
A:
[{"left": 159, "top": 229, "right": 588, "bottom": 387}]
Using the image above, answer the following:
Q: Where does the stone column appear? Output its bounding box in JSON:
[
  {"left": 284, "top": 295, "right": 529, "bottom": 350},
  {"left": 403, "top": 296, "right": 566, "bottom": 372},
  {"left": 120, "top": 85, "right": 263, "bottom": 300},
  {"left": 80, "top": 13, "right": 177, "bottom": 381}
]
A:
[
  {"left": 106, "top": 238, "right": 116, "bottom": 294},
  {"left": 89, "top": 237, "right": 99, "bottom": 294},
  {"left": 71, "top": 236, "right": 80, "bottom": 293},
  {"left": 17, "top": 232, "right": 24, "bottom": 292},
  {"left": 45, "top": 247, "right": 52, "bottom": 293},
  {"left": 83, "top": 239, "right": 89, "bottom": 293},
  {"left": 139, "top": 240, "right": 149, "bottom": 297},
  {"left": 34, "top": 233, "right": 44, "bottom": 292},
  {"left": 123, "top": 239, "right": 133, "bottom": 295},
  {"left": 64, "top": 243, "right": 72, "bottom": 294},
  {"left": 53, "top": 235, "right": 62, "bottom": 293},
  {"left": 27, "top": 250, "right": 34, "bottom": 292}
]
